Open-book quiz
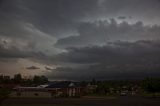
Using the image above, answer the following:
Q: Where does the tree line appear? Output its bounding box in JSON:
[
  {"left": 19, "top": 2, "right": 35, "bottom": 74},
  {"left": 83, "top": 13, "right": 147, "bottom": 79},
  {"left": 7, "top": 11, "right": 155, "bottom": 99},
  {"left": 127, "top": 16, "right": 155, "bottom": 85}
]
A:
[
  {"left": 89, "top": 77, "right": 160, "bottom": 95},
  {"left": 0, "top": 74, "right": 48, "bottom": 86}
]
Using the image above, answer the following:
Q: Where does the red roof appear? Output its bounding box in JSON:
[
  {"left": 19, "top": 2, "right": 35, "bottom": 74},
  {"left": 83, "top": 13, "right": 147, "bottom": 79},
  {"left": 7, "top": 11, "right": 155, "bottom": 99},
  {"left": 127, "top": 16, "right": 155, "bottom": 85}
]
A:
[{"left": 0, "top": 84, "right": 19, "bottom": 89}]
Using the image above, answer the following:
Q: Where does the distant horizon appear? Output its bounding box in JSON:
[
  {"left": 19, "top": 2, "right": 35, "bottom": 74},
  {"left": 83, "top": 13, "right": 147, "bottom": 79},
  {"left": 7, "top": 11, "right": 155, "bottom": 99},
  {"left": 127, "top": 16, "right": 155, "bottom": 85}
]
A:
[{"left": 1, "top": 72, "right": 160, "bottom": 82}]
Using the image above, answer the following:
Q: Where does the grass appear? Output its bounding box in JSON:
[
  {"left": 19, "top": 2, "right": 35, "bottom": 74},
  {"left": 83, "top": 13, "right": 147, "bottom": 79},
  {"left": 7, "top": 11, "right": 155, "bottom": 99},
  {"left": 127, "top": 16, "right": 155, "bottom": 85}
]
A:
[
  {"left": 83, "top": 95, "right": 116, "bottom": 99},
  {"left": 2, "top": 105, "right": 74, "bottom": 106},
  {"left": 0, "top": 89, "right": 11, "bottom": 98},
  {"left": 2, "top": 96, "right": 160, "bottom": 106},
  {"left": 85, "top": 93, "right": 117, "bottom": 98},
  {"left": 141, "top": 92, "right": 160, "bottom": 98},
  {"left": 0, "top": 88, "right": 11, "bottom": 106}
]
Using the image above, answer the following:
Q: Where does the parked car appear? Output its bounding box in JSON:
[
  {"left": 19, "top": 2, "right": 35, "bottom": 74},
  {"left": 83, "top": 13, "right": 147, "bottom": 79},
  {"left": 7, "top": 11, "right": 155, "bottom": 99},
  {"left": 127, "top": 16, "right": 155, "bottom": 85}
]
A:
[{"left": 120, "top": 91, "right": 127, "bottom": 96}]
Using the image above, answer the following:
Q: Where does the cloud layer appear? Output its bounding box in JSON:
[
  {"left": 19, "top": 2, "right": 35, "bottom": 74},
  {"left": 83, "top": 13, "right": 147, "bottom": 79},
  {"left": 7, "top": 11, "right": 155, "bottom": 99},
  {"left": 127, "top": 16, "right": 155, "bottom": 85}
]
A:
[
  {"left": 48, "top": 40, "right": 160, "bottom": 80},
  {"left": 56, "top": 20, "right": 160, "bottom": 48},
  {"left": 0, "top": 0, "right": 160, "bottom": 80}
]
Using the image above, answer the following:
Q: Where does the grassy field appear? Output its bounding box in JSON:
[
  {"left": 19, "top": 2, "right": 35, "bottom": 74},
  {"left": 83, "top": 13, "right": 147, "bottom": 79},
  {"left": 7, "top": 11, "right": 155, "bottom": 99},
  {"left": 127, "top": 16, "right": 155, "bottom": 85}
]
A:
[
  {"left": 0, "top": 89, "right": 10, "bottom": 98},
  {"left": 2, "top": 96, "right": 160, "bottom": 106},
  {"left": 142, "top": 92, "right": 160, "bottom": 98},
  {"left": 1, "top": 104, "right": 72, "bottom": 106}
]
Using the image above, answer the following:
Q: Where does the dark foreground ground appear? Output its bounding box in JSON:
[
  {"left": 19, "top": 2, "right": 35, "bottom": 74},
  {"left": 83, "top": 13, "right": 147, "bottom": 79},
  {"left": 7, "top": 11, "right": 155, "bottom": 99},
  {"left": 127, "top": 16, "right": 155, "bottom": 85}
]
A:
[{"left": 2, "top": 96, "right": 160, "bottom": 106}]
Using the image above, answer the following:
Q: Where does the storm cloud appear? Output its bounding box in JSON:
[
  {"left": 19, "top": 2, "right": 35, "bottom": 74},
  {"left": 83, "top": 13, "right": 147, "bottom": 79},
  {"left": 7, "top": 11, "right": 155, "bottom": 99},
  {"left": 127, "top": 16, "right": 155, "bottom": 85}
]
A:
[
  {"left": 26, "top": 66, "right": 40, "bottom": 70},
  {"left": 55, "top": 40, "right": 160, "bottom": 64},
  {"left": 49, "top": 40, "right": 160, "bottom": 80},
  {"left": 55, "top": 20, "right": 160, "bottom": 48},
  {"left": 0, "top": 0, "right": 160, "bottom": 80}
]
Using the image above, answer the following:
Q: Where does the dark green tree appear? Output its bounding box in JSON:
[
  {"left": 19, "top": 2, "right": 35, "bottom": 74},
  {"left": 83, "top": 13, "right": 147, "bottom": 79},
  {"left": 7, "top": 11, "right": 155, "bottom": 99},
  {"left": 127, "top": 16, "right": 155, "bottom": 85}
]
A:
[
  {"left": 142, "top": 78, "right": 160, "bottom": 93},
  {"left": 91, "top": 78, "right": 96, "bottom": 85},
  {"left": 33, "top": 75, "right": 48, "bottom": 85},
  {"left": 13, "top": 74, "right": 22, "bottom": 84},
  {"left": 22, "top": 79, "right": 33, "bottom": 86},
  {"left": 0, "top": 75, "right": 3, "bottom": 84}
]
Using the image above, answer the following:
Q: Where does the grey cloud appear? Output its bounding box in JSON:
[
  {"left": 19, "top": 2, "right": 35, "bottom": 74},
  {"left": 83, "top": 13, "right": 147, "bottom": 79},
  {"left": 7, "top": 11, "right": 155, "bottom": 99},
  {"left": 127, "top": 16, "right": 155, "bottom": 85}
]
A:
[
  {"left": 0, "top": 36, "right": 57, "bottom": 68},
  {"left": 55, "top": 19, "right": 160, "bottom": 48},
  {"left": 117, "top": 16, "right": 127, "bottom": 20},
  {"left": 1, "top": 0, "right": 160, "bottom": 79},
  {"left": 26, "top": 66, "right": 40, "bottom": 70},
  {"left": 0, "top": 0, "right": 100, "bottom": 58},
  {"left": 0, "top": 38, "right": 47, "bottom": 59},
  {"left": 0, "top": 43, "right": 31, "bottom": 58},
  {"left": 8, "top": 0, "right": 99, "bottom": 38},
  {"left": 1, "top": 0, "right": 160, "bottom": 40},
  {"left": 45, "top": 66, "right": 54, "bottom": 71},
  {"left": 55, "top": 40, "right": 160, "bottom": 64},
  {"left": 48, "top": 63, "right": 160, "bottom": 80},
  {"left": 48, "top": 40, "right": 160, "bottom": 80},
  {"left": 2, "top": 0, "right": 160, "bottom": 40},
  {"left": 100, "top": 0, "right": 160, "bottom": 19}
]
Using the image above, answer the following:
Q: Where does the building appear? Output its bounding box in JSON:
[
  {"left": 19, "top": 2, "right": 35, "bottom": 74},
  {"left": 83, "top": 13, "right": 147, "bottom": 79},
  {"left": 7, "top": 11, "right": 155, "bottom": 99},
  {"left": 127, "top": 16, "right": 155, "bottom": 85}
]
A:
[
  {"left": 46, "top": 81, "right": 83, "bottom": 97},
  {"left": 86, "top": 83, "right": 97, "bottom": 94},
  {"left": 11, "top": 87, "right": 52, "bottom": 97},
  {"left": 11, "top": 81, "right": 85, "bottom": 98},
  {"left": 0, "top": 84, "right": 19, "bottom": 89}
]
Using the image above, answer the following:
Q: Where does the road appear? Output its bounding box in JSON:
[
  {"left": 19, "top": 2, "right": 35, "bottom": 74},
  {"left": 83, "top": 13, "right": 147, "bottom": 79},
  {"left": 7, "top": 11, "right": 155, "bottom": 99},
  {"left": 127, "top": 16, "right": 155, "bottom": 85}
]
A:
[{"left": 2, "top": 96, "right": 160, "bottom": 106}]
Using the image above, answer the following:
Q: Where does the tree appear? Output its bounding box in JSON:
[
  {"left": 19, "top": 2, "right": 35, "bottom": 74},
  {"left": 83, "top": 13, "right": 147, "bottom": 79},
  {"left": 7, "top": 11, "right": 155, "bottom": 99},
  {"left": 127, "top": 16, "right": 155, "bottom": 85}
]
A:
[
  {"left": 142, "top": 78, "right": 160, "bottom": 93},
  {"left": 22, "top": 79, "right": 33, "bottom": 86},
  {"left": 40, "top": 75, "right": 49, "bottom": 83},
  {"left": 13, "top": 74, "right": 22, "bottom": 84},
  {"left": 91, "top": 78, "right": 96, "bottom": 85},
  {"left": 0, "top": 75, "right": 11, "bottom": 84},
  {"left": 96, "top": 82, "right": 110, "bottom": 95},
  {"left": 0, "top": 75, "right": 3, "bottom": 84},
  {"left": 33, "top": 75, "right": 48, "bottom": 85}
]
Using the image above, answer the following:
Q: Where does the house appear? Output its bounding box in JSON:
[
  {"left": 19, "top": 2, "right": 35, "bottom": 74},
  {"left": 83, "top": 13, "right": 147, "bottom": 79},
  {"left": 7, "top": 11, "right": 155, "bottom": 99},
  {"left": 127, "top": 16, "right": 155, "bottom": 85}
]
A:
[
  {"left": 11, "top": 81, "right": 85, "bottom": 98},
  {"left": 86, "top": 83, "right": 97, "bottom": 94},
  {"left": 11, "top": 87, "right": 52, "bottom": 97},
  {"left": 131, "top": 85, "right": 140, "bottom": 95},
  {"left": 0, "top": 83, "right": 19, "bottom": 89},
  {"left": 46, "top": 81, "right": 84, "bottom": 97}
]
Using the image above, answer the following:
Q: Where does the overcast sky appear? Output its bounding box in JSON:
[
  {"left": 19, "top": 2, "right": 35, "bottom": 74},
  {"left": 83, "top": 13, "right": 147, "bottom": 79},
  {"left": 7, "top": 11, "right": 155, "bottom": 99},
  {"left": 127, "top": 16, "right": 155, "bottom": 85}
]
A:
[{"left": 0, "top": 0, "right": 160, "bottom": 80}]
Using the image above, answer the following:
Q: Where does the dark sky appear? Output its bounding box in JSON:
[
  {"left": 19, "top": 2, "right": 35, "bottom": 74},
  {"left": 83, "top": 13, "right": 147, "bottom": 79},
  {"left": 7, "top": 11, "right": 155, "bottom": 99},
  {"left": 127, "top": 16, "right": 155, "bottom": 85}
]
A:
[{"left": 0, "top": 0, "right": 160, "bottom": 80}]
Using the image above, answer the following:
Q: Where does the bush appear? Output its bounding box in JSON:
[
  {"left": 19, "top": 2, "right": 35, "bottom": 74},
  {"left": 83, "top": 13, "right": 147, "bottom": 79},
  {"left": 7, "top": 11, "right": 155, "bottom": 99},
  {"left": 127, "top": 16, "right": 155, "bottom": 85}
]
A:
[{"left": 142, "top": 78, "right": 160, "bottom": 93}]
